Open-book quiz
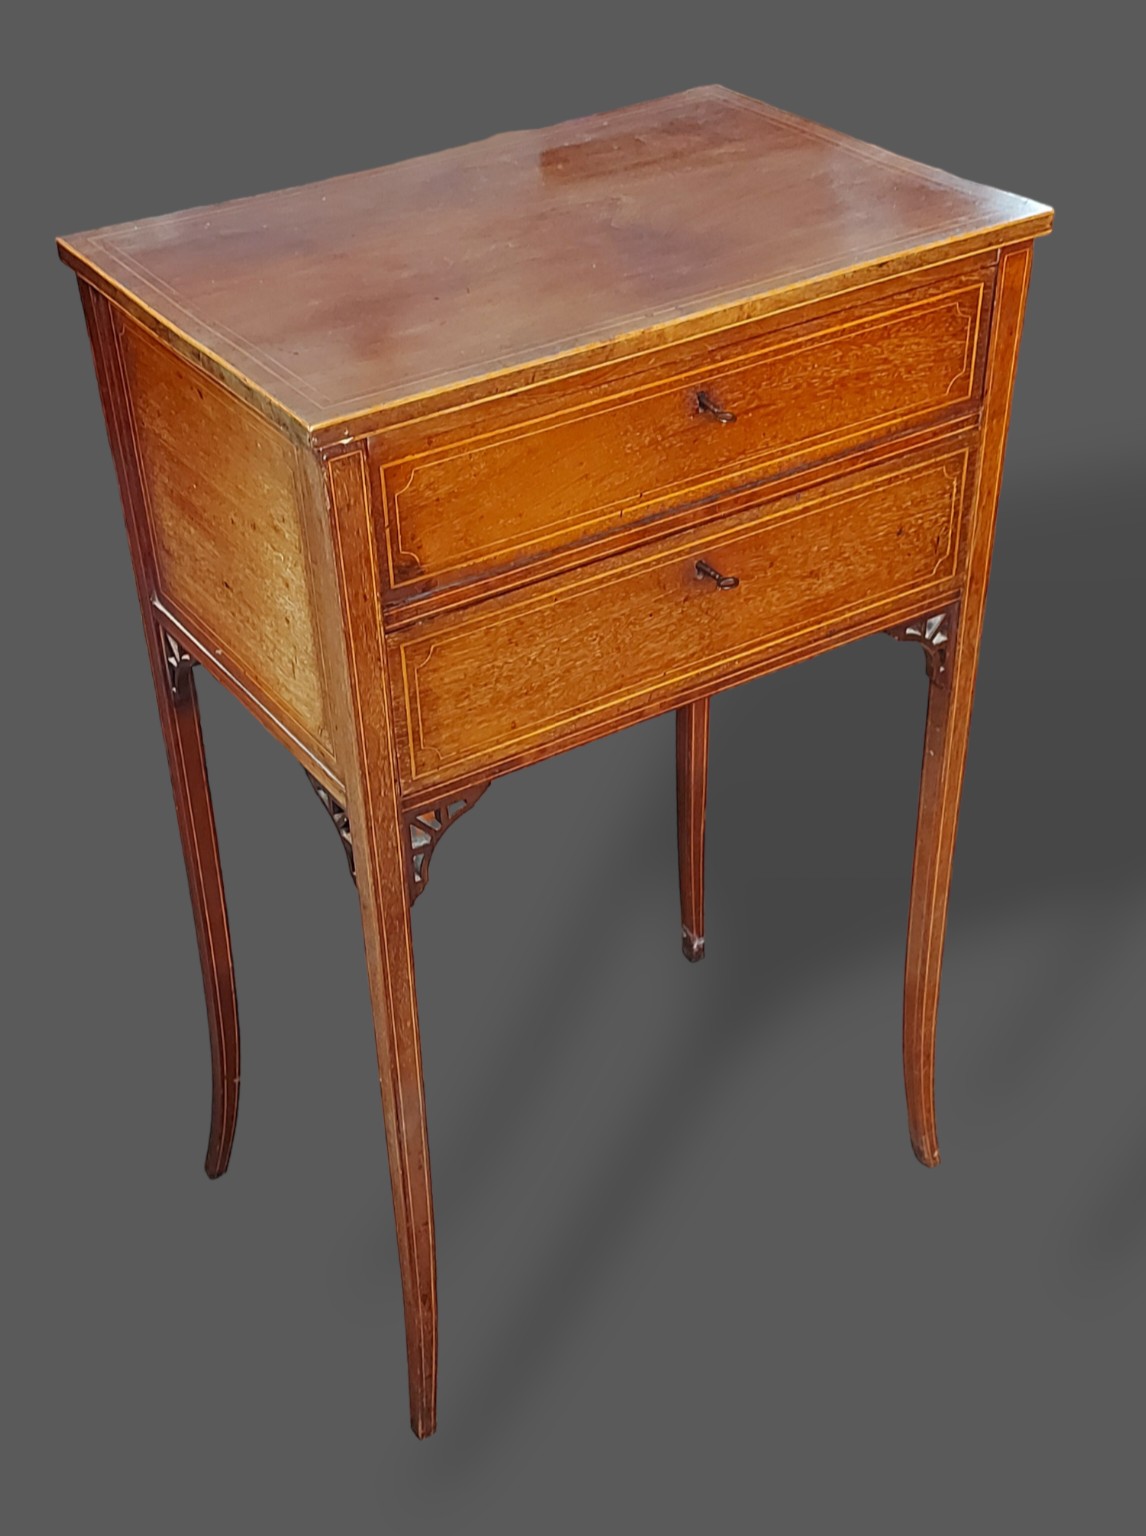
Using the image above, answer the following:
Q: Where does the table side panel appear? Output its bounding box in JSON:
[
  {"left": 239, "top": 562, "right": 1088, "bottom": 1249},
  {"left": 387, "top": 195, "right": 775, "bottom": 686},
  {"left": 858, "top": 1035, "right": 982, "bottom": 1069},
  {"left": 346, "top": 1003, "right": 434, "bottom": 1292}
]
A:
[
  {"left": 387, "top": 432, "right": 977, "bottom": 796},
  {"left": 372, "top": 255, "right": 995, "bottom": 610},
  {"left": 116, "top": 314, "right": 337, "bottom": 769}
]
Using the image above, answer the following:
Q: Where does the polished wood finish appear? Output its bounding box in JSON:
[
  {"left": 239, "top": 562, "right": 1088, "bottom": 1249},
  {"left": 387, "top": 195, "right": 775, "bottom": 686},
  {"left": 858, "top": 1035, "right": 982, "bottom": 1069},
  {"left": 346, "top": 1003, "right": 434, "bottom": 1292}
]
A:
[
  {"left": 60, "top": 87, "right": 1051, "bottom": 1437},
  {"left": 79, "top": 285, "right": 241, "bottom": 1178},
  {"left": 899, "top": 241, "right": 1035, "bottom": 1165},
  {"left": 119, "top": 321, "right": 333, "bottom": 763},
  {"left": 387, "top": 436, "right": 975, "bottom": 795},
  {"left": 320, "top": 450, "right": 439, "bottom": 1438},
  {"left": 676, "top": 699, "right": 710, "bottom": 962},
  {"left": 898, "top": 603, "right": 961, "bottom": 1165},
  {"left": 374, "top": 256, "right": 992, "bottom": 605},
  {"left": 58, "top": 86, "right": 1049, "bottom": 437}
]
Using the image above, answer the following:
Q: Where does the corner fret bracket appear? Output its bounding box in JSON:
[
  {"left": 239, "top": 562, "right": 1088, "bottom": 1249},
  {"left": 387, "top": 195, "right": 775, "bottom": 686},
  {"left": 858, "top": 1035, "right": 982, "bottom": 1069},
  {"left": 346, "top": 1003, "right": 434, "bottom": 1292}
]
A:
[
  {"left": 304, "top": 770, "right": 357, "bottom": 885},
  {"left": 886, "top": 607, "right": 956, "bottom": 688},
  {"left": 163, "top": 631, "right": 198, "bottom": 701},
  {"left": 302, "top": 774, "right": 490, "bottom": 902},
  {"left": 407, "top": 785, "right": 490, "bottom": 903}
]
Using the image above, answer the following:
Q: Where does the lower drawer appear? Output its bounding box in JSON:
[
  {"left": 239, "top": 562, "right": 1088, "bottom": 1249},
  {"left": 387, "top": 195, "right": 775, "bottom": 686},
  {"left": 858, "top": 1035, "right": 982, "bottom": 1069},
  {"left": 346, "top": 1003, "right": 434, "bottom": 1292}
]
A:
[{"left": 388, "top": 436, "right": 974, "bottom": 794}]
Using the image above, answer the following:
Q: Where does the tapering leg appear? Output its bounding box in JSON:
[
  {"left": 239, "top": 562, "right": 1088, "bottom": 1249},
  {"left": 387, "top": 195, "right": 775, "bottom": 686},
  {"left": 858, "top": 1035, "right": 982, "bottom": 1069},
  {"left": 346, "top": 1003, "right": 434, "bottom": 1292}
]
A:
[
  {"left": 896, "top": 603, "right": 972, "bottom": 1167},
  {"left": 359, "top": 858, "right": 437, "bottom": 1436},
  {"left": 154, "top": 632, "right": 241, "bottom": 1178},
  {"left": 888, "top": 242, "right": 1034, "bottom": 1168},
  {"left": 303, "top": 779, "right": 488, "bottom": 1431},
  {"left": 318, "top": 449, "right": 438, "bottom": 1437},
  {"left": 78, "top": 284, "right": 240, "bottom": 1181},
  {"left": 676, "top": 697, "right": 710, "bottom": 962}
]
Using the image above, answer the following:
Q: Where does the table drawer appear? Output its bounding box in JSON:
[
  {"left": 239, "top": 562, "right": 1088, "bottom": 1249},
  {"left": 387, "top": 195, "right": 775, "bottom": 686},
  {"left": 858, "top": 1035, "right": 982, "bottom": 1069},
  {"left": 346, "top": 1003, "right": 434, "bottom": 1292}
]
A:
[
  {"left": 388, "top": 436, "right": 974, "bottom": 793},
  {"left": 376, "top": 259, "right": 991, "bottom": 606}
]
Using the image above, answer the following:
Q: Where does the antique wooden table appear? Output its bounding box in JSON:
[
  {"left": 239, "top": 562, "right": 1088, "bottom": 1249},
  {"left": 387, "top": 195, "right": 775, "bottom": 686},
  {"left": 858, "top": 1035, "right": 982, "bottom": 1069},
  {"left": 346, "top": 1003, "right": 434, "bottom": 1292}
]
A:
[{"left": 59, "top": 86, "right": 1052, "bottom": 1437}]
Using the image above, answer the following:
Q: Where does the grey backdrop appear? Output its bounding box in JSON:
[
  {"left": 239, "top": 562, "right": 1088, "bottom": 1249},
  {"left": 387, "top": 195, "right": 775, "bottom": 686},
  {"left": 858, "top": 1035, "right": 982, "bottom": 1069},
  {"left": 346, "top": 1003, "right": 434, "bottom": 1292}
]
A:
[{"left": 6, "top": 3, "right": 1143, "bottom": 1530}]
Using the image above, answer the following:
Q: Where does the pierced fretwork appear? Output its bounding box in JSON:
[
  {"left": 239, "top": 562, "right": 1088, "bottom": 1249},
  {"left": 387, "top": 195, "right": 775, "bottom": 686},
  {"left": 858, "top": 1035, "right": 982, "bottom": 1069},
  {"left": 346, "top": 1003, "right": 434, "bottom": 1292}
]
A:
[
  {"left": 886, "top": 607, "right": 956, "bottom": 688},
  {"left": 163, "top": 631, "right": 198, "bottom": 700},
  {"left": 304, "top": 770, "right": 357, "bottom": 884},
  {"left": 406, "top": 786, "right": 489, "bottom": 902}
]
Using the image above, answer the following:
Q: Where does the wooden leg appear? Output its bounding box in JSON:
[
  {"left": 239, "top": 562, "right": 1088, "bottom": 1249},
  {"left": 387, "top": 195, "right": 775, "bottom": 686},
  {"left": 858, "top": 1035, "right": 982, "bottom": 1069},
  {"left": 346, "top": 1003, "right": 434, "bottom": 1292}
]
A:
[
  {"left": 896, "top": 602, "right": 976, "bottom": 1168},
  {"left": 317, "top": 450, "right": 438, "bottom": 1437},
  {"left": 77, "top": 286, "right": 241, "bottom": 1178},
  {"left": 894, "top": 243, "right": 1033, "bottom": 1165},
  {"left": 356, "top": 859, "right": 437, "bottom": 1437},
  {"left": 676, "top": 697, "right": 710, "bottom": 962},
  {"left": 153, "top": 629, "right": 241, "bottom": 1178}
]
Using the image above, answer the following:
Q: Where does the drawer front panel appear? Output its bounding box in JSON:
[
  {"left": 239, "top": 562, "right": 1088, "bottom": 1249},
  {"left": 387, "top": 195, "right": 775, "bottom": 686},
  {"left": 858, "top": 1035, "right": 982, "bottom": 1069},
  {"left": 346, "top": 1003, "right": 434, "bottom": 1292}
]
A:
[
  {"left": 389, "top": 438, "right": 974, "bottom": 793},
  {"left": 378, "top": 264, "right": 990, "bottom": 603}
]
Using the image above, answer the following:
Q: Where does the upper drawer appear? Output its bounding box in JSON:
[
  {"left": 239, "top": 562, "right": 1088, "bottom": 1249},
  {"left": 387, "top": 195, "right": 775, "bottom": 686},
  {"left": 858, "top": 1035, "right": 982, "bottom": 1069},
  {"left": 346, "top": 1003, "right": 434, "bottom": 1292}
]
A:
[{"left": 373, "top": 256, "right": 994, "bottom": 607}]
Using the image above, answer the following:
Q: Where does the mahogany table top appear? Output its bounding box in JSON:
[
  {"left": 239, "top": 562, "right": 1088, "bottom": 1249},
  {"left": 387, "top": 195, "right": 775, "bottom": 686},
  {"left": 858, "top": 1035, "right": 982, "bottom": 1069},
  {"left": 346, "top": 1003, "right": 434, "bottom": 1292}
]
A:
[{"left": 58, "top": 85, "right": 1051, "bottom": 432}]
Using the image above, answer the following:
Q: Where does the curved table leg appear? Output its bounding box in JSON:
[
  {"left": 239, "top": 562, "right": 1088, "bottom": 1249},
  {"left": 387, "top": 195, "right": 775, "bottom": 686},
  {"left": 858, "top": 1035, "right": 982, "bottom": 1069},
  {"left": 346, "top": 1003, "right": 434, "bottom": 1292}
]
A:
[
  {"left": 895, "top": 242, "right": 1034, "bottom": 1165},
  {"left": 155, "top": 631, "right": 241, "bottom": 1179},
  {"left": 80, "top": 284, "right": 241, "bottom": 1181},
  {"left": 676, "top": 697, "right": 710, "bottom": 962},
  {"left": 895, "top": 603, "right": 974, "bottom": 1167}
]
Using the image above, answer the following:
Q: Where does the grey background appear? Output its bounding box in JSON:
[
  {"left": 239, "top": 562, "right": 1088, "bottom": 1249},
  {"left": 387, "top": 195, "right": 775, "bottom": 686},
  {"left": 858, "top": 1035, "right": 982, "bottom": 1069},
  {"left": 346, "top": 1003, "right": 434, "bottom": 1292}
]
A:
[{"left": 6, "top": 2, "right": 1143, "bottom": 1530}]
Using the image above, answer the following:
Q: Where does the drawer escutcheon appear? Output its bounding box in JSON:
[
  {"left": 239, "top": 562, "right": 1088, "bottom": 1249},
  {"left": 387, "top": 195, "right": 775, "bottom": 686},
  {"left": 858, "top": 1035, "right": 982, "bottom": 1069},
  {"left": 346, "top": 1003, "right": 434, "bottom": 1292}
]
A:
[{"left": 695, "top": 560, "right": 740, "bottom": 590}]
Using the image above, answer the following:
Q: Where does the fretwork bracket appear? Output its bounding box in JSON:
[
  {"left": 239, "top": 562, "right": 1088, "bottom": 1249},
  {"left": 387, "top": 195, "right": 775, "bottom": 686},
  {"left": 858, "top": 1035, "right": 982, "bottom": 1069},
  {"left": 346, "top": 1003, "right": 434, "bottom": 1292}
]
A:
[
  {"left": 886, "top": 606, "right": 957, "bottom": 688},
  {"left": 163, "top": 631, "right": 198, "bottom": 701},
  {"left": 407, "top": 786, "right": 490, "bottom": 903},
  {"left": 303, "top": 772, "right": 491, "bottom": 903},
  {"left": 304, "top": 770, "right": 357, "bottom": 885}
]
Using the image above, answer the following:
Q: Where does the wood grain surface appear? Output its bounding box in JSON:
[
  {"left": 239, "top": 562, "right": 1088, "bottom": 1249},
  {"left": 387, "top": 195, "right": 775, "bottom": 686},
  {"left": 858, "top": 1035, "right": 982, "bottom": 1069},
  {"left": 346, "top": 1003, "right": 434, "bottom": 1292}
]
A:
[
  {"left": 375, "top": 256, "right": 993, "bottom": 605},
  {"left": 79, "top": 286, "right": 242, "bottom": 1179},
  {"left": 60, "top": 85, "right": 1051, "bottom": 1437},
  {"left": 676, "top": 698, "right": 710, "bottom": 963},
  {"left": 388, "top": 435, "right": 975, "bottom": 794},
  {"left": 58, "top": 86, "right": 1050, "bottom": 436},
  {"left": 119, "top": 316, "right": 334, "bottom": 762},
  {"left": 899, "top": 242, "right": 1035, "bottom": 1167}
]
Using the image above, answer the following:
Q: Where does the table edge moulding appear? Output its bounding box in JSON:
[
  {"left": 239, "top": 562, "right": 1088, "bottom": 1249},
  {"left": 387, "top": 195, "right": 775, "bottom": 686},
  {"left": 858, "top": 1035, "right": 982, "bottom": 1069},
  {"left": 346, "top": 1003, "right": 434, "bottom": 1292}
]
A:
[{"left": 57, "top": 83, "right": 1053, "bottom": 1439}]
